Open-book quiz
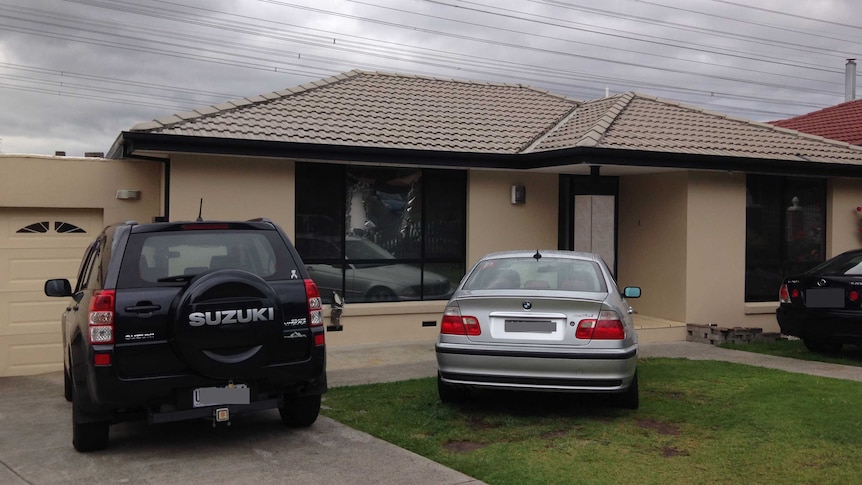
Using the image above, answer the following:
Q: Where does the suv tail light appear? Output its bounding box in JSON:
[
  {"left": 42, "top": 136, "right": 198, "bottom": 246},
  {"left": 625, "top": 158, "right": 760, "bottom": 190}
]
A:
[
  {"left": 440, "top": 304, "right": 481, "bottom": 336},
  {"left": 779, "top": 284, "right": 791, "bottom": 304},
  {"left": 89, "top": 289, "right": 115, "bottom": 344},
  {"left": 304, "top": 279, "right": 325, "bottom": 346},
  {"left": 576, "top": 310, "right": 625, "bottom": 340}
]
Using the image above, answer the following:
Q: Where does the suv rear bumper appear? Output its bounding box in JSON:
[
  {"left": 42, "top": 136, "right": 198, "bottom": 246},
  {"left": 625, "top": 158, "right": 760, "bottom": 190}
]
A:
[{"left": 80, "top": 347, "right": 326, "bottom": 415}]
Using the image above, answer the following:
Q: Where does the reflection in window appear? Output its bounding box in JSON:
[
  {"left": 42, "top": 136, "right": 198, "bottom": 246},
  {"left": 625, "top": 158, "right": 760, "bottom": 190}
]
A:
[
  {"left": 745, "top": 175, "right": 825, "bottom": 302},
  {"left": 296, "top": 163, "right": 466, "bottom": 303}
]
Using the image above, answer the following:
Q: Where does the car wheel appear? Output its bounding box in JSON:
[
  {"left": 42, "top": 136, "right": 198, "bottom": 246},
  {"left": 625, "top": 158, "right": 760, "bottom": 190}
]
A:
[
  {"left": 63, "top": 366, "right": 73, "bottom": 402},
  {"left": 366, "top": 286, "right": 397, "bottom": 302},
  {"left": 803, "top": 338, "right": 843, "bottom": 354},
  {"left": 71, "top": 382, "right": 110, "bottom": 452},
  {"left": 437, "top": 373, "right": 468, "bottom": 404},
  {"left": 617, "top": 371, "right": 639, "bottom": 410},
  {"left": 279, "top": 393, "right": 321, "bottom": 427}
]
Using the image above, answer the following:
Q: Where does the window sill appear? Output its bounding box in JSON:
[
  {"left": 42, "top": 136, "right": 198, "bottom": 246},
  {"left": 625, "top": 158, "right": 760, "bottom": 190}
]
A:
[{"left": 744, "top": 302, "right": 778, "bottom": 315}]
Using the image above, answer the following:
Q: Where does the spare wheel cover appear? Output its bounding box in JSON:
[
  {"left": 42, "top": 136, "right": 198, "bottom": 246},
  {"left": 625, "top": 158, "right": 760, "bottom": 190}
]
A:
[{"left": 173, "top": 269, "right": 284, "bottom": 379}]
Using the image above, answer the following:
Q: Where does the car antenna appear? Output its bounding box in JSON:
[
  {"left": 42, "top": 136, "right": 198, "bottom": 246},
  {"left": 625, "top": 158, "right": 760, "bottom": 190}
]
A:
[
  {"left": 533, "top": 249, "right": 542, "bottom": 261},
  {"left": 196, "top": 198, "right": 203, "bottom": 222}
]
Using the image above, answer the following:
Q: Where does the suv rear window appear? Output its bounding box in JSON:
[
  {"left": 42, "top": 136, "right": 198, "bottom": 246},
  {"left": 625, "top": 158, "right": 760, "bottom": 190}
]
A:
[{"left": 118, "top": 230, "right": 300, "bottom": 287}]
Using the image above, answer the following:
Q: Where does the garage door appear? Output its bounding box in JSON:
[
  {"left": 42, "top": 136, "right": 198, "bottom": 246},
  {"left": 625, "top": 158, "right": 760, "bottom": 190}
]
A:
[{"left": 0, "top": 208, "right": 102, "bottom": 377}]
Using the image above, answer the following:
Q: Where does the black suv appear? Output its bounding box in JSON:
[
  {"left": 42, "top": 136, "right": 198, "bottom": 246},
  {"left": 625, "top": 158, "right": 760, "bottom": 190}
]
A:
[{"left": 45, "top": 219, "right": 326, "bottom": 452}]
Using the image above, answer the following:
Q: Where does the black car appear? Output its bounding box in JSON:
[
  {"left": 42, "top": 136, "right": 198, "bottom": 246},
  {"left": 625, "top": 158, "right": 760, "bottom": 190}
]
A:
[
  {"left": 777, "top": 249, "right": 862, "bottom": 353},
  {"left": 45, "top": 219, "right": 327, "bottom": 452}
]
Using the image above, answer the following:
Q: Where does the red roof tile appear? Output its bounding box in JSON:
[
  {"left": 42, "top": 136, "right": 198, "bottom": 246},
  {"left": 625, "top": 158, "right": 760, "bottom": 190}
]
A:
[{"left": 770, "top": 99, "right": 862, "bottom": 145}]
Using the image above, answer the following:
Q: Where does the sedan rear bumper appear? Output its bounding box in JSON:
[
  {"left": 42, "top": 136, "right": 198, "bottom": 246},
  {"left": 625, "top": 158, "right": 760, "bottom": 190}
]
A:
[
  {"left": 435, "top": 342, "right": 637, "bottom": 392},
  {"left": 777, "top": 306, "right": 862, "bottom": 340}
]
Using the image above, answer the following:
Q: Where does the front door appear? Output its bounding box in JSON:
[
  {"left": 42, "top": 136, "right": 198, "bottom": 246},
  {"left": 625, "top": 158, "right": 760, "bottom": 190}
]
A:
[{"left": 559, "top": 173, "right": 619, "bottom": 275}]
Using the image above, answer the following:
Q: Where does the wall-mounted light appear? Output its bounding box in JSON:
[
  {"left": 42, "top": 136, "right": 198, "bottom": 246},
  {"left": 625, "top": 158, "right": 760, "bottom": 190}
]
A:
[
  {"left": 116, "top": 190, "right": 141, "bottom": 200},
  {"left": 511, "top": 185, "right": 526, "bottom": 204}
]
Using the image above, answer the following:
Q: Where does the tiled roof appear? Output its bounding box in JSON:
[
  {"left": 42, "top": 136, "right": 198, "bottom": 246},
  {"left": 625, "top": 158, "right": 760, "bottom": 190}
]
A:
[
  {"left": 769, "top": 99, "right": 862, "bottom": 146},
  {"left": 131, "top": 70, "right": 862, "bottom": 165},
  {"left": 532, "top": 93, "right": 862, "bottom": 163},
  {"left": 134, "top": 70, "right": 577, "bottom": 154}
]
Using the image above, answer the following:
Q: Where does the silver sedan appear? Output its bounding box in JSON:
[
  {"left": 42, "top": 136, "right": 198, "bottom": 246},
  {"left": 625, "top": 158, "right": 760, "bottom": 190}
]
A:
[{"left": 435, "top": 250, "right": 641, "bottom": 408}]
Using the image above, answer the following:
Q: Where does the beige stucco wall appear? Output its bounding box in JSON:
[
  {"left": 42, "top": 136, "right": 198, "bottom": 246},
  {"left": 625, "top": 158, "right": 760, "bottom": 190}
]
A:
[
  {"left": 683, "top": 172, "right": 751, "bottom": 327},
  {"left": 0, "top": 154, "right": 162, "bottom": 224},
  {"left": 168, "top": 155, "right": 296, "bottom": 235},
  {"left": 617, "top": 172, "right": 688, "bottom": 322},
  {"left": 466, "top": 171, "right": 559, "bottom": 267},
  {"left": 828, "top": 177, "right": 862, "bottom": 255},
  {"left": 1, "top": 155, "right": 162, "bottom": 376}
]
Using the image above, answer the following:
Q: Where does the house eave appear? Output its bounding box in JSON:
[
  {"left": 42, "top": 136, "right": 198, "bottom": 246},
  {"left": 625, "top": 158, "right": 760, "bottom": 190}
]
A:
[{"left": 109, "top": 132, "right": 862, "bottom": 178}]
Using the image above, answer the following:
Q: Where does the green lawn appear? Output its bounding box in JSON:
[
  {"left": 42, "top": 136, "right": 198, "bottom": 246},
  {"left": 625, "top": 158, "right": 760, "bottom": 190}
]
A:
[
  {"left": 721, "top": 339, "right": 862, "bottom": 367},
  {"left": 322, "top": 358, "right": 862, "bottom": 484}
]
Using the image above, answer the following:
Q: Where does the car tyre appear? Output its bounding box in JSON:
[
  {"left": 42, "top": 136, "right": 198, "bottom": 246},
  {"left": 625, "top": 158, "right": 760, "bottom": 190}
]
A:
[
  {"left": 366, "top": 286, "right": 397, "bottom": 302},
  {"left": 279, "top": 393, "right": 321, "bottom": 427},
  {"left": 71, "top": 386, "right": 109, "bottom": 452},
  {"left": 618, "top": 371, "right": 639, "bottom": 410},
  {"left": 437, "top": 373, "right": 468, "bottom": 404},
  {"left": 63, "top": 366, "right": 73, "bottom": 402},
  {"left": 803, "top": 338, "right": 842, "bottom": 354}
]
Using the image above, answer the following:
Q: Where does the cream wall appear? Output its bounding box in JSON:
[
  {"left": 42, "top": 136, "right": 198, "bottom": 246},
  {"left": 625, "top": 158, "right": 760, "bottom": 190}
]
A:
[
  {"left": 0, "top": 155, "right": 162, "bottom": 224},
  {"left": 467, "top": 171, "right": 559, "bottom": 267},
  {"left": 683, "top": 172, "right": 750, "bottom": 327},
  {"left": 828, "top": 177, "right": 862, "bottom": 256},
  {"left": 168, "top": 155, "right": 296, "bottom": 235},
  {"left": 617, "top": 173, "right": 688, "bottom": 322},
  {"left": 1, "top": 155, "right": 162, "bottom": 377}
]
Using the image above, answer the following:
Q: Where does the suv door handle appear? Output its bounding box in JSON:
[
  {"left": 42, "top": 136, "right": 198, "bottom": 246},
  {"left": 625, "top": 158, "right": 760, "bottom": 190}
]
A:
[{"left": 126, "top": 304, "right": 162, "bottom": 313}]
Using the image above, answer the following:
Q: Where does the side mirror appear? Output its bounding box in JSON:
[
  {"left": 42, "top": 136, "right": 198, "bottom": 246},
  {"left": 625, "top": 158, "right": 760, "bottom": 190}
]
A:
[
  {"left": 623, "top": 287, "right": 641, "bottom": 298},
  {"left": 45, "top": 279, "right": 73, "bottom": 297},
  {"left": 327, "top": 291, "right": 344, "bottom": 332}
]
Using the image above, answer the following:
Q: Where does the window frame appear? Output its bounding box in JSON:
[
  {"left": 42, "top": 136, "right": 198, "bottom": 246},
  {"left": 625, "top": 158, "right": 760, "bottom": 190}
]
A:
[
  {"left": 295, "top": 163, "right": 466, "bottom": 303},
  {"left": 745, "top": 174, "right": 826, "bottom": 302}
]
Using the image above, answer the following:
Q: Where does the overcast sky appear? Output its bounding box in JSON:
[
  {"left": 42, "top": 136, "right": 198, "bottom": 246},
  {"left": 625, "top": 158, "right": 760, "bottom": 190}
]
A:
[{"left": 0, "top": 0, "right": 859, "bottom": 156}]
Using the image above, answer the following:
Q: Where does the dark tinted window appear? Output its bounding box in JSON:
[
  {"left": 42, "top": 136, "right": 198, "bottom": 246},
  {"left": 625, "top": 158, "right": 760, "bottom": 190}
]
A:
[
  {"left": 745, "top": 175, "right": 826, "bottom": 301},
  {"left": 118, "top": 230, "right": 297, "bottom": 287},
  {"left": 806, "top": 251, "right": 862, "bottom": 276},
  {"left": 296, "top": 163, "right": 465, "bottom": 303}
]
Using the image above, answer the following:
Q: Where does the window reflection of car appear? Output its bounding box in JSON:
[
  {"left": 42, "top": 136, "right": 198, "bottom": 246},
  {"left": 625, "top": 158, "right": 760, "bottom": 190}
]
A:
[{"left": 296, "top": 236, "right": 452, "bottom": 302}]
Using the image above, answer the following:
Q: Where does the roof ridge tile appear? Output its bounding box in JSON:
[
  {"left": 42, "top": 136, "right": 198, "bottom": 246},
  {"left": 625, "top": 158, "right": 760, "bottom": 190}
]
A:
[{"left": 575, "top": 93, "right": 635, "bottom": 148}]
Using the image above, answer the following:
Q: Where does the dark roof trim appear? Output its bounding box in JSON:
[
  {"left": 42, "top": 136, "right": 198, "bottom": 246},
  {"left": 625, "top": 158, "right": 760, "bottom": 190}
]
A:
[{"left": 109, "top": 131, "right": 862, "bottom": 178}]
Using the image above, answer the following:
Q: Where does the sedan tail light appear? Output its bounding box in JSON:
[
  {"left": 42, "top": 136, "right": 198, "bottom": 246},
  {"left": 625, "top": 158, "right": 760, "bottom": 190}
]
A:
[
  {"left": 576, "top": 310, "right": 625, "bottom": 340},
  {"left": 440, "top": 304, "right": 481, "bottom": 336},
  {"left": 779, "top": 284, "right": 791, "bottom": 304}
]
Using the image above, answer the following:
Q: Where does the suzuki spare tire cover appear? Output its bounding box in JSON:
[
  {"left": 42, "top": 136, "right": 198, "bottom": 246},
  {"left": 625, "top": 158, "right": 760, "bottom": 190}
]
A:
[{"left": 173, "top": 269, "right": 284, "bottom": 379}]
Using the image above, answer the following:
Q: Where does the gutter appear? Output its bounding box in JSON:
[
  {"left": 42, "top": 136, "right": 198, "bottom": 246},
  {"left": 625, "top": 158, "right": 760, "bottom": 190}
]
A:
[{"left": 109, "top": 131, "right": 862, "bottom": 179}]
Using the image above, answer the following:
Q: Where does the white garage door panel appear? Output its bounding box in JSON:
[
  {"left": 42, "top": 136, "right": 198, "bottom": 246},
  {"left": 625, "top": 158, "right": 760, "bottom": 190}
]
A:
[
  {"left": 2, "top": 338, "right": 62, "bottom": 376},
  {"left": 4, "top": 251, "right": 83, "bottom": 292},
  {"left": 0, "top": 208, "right": 101, "bottom": 377},
  {"left": 5, "top": 296, "right": 66, "bottom": 334}
]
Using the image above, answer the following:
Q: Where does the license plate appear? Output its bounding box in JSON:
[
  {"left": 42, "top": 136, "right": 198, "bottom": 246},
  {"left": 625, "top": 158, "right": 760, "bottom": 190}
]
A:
[
  {"left": 193, "top": 385, "right": 250, "bottom": 408},
  {"left": 806, "top": 288, "right": 844, "bottom": 308},
  {"left": 505, "top": 320, "right": 555, "bottom": 333}
]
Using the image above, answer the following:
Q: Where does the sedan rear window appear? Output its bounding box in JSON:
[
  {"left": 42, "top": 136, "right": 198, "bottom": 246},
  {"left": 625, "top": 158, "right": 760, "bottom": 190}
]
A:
[
  {"left": 806, "top": 251, "right": 862, "bottom": 276},
  {"left": 462, "top": 257, "right": 607, "bottom": 292}
]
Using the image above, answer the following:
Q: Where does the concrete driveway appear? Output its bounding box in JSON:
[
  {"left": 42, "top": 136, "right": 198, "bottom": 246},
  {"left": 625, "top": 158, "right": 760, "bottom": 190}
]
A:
[{"left": 0, "top": 342, "right": 479, "bottom": 485}]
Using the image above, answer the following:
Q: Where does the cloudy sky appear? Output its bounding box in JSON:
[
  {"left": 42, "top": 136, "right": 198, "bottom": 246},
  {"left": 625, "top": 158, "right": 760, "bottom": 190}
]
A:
[{"left": 0, "top": 0, "right": 859, "bottom": 156}]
